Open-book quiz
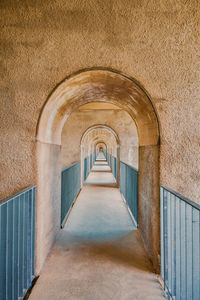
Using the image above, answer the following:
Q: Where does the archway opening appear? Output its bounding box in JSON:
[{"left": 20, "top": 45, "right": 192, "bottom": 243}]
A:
[
  {"left": 36, "top": 68, "right": 160, "bottom": 274},
  {"left": 80, "top": 124, "right": 120, "bottom": 186}
]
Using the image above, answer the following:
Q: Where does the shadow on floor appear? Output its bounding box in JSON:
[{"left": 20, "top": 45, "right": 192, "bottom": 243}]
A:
[
  {"left": 55, "top": 230, "right": 154, "bottom": 273},
  {"left": 84, "top": 183, "right": 117, "bottom": 187}
]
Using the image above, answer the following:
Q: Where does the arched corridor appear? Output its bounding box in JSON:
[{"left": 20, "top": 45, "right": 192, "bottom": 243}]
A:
[
  {"left": 33, "top": 85, "right": 163, "bottom": 297},
  {"left": 29, "top": 151, "right": 165, "bottom": 300},
  {"left": 0, "top": 64, "right": 199, "bottom": 300},
  {"left": 86, "top": 154, "right": 116, "bottom": 186},
  {"left": 1, "top": 67, "right": 200, "bottom": 300},
  {"left": 36, "top": 69, "right": 160, "bottom": 276},
  {"left": 1, "top": 3, "right": 200, "bottom": 298}
]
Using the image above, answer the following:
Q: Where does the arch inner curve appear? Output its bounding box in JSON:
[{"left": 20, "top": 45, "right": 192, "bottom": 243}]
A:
[
  {"left": 37, "top": 69, "right": 159, "bottom": 147},
  {"left": 36, "top": 68, "right": 160, "bottom": 274}
]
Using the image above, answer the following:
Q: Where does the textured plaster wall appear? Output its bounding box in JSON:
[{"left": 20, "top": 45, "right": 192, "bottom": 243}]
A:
[
  {"left": 61, "top": 110, "right": 138, "bottom": 169},
  {"left": 1, "top": 0, "right": 199, "bottom": 276},
  {"left": 1, "top": 0, "right": 199, "bottom": 203}
]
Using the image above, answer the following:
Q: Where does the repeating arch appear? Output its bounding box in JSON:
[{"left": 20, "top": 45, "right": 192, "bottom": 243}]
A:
[
  {"left": 37, "top": 68, "right": 159, "bottom": 146},
  {"left": 81, "top": 124, "right": 120, "bottom": 146},
  {"left": 80, "top": 124, "right": 120, "bottom": 186},
  {"left": 36, "top": 68, "right": 160, "bottom": 274}
]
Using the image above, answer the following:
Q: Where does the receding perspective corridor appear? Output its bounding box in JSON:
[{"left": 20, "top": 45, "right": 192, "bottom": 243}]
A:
[
  {"left": 29, "top": 153, "right": 165, "bottom": 300},
  {"left": 1, "top": 4, "right": 200, "bottom": 298}
]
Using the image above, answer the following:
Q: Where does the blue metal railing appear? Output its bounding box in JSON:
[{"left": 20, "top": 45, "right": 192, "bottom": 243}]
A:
[
  {"left": 120, "top": 162, "right": 138, "bottom": 225},
  {"left": 109, "top": 154, "right": 112, "bottom": 168},
  {"left": 105, "top": 151, "right": 108, "bottom": 163},
  {"left": 61, "top": 162, "right": 81, "bottom": 227},
  {"left": 90, "top": 153, "right": 93, "bottom": 170},
  {"left": 107, "top": 153, "right": 109, "bottom": 165},
  {"left": 160, "top": 186, "right": 200, "bottom": 300},
  {"left": 84, "top": 157, "right": 89, "bottom": 180},
  {"left": 103, "top": 150, "right": 107, "bottom": 160},
  {"left": 0, "top": 186, "right": 36, "bottom": 300},
  {"left": 112, "top": 156, "right": 118, "bottom": 181}
]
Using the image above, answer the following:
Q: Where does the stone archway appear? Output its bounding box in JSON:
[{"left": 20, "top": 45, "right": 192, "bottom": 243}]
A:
[
  {"left": 80, "top": 124, "right": 120, "bottom": 186},
  {"left": 36, "top": 68, "right": 160, "bottom": 274},
  {"left": 95, "top": 142, "right": 107, "bottom": 153}
]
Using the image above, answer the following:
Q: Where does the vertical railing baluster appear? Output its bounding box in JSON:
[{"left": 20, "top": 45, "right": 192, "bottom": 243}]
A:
[
  {"left": 18, "top": 194, "right": 24, "bottom": 297},
  {"left": 7, "top": 199, "right": 14, "bottom": 300},
  {"left": 3, "top": 203, "right": 7, "bottom": 300},
  {"left": 32, "top": 187, "right": 36, "bottom": 278},
  {"left": 27, "top": 190, "right": 31, "bottom": 287},
  {"left": 13, "top": 197, "right": 19, "bottom": 300},
  {"left": 186, "top": 204, "right": 193, "bottom": 299},
  {"left": 0, "top": 202, "right": 7, "bottom": 300},
  {"left": 171, "top": 194, "right": 176, "bottom": 298},
  {"left": 0, "top": 205, "right": 1, "bottom": 299},
  {"left": 192, "top": 209, "right": 200, "bottom": 300},
  {"left": 180, "top": 200, "right": 186, "bottom": 300},
  {"left": 0, "top": 205, "right": 1, "bottom": 298},
  {"left": 24, "top": 192, "right": 28, "bottom": 292},
  {"left": 163, "top": 189, "right": 168, "bottom": 293},
  {"left": 12, "top": 198, "right": 14, "bottom": 300},
  {"left": 12, "top": 198, "right": 15, "bottom": 300},
  {"left": 167, "top": 192, "right": 172, "bottom": 296},
  {"left": 160, "top": 187, "right": 164, "bottom": 280},
  {"left": 175, "top": 197, "right": 181, "bottom": 300}
]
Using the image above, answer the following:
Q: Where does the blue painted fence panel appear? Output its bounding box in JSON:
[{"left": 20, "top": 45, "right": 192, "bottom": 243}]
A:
[
  {"left": 114, "top": 157, "right": 117, "bottom": 180},
  {"left": 160, "top": 186, "right": 200, "bottom": 300},
  {"left": 106, "top": 151, "right": 108, "bottom": 163},
  {"left": 0, "top": 186, "right": 36, "bottom": 300},
  {"left": 61, "top": 162, "right": 81, "bottom": 226},
  {"left": 112, "top": 156, "right": 118, "bottom": 181},
  {"left": 90, "top": 154, "right": 93, "bottom": 170},
  {"left": 84, "top": 157, "right": 89, "bottom": 181},
  {"left": 120, "top": 162, "right": 138, "bottom": 224},
  {"left": 109, "top": 154, "right": 112, "bottom": 168}
]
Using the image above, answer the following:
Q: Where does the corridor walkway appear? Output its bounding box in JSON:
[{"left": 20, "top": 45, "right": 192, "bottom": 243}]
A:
[
  {"left": 95, "top": 152, "right": 107, "bottom": 161},
  {"left": 86, "top": 155, "right": 116, "bottom": 185},
  {"left": 29, "top": 160, "right": 165, "bottom": 300}
]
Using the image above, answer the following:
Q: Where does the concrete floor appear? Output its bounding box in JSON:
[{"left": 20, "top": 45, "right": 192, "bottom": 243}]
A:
[
  {"left": 86, "top": 169, "right": 116, "bottom": 185},
  {"left": 85, "top": 157, "right": 116, "bottom": 185},
  {"left": 29, "top": 159, "right": 165, "bottom": 300},
  {"left": 95, "top": 152, "right": 107, "bottom": 161},
  {"left": 91, "top": 164, "right": 111, "bottom": 172}
]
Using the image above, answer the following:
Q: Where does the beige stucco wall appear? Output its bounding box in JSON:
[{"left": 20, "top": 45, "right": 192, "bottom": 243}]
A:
[
  {"left": 61, "top": 110, "right": 138, "bottom": 169},
  {"left": 0, "top": 0, "right": 200, "bottom": 206}
]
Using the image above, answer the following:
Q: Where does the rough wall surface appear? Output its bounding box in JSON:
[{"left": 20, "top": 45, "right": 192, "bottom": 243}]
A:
[
  {"left": 61, "top": 110, "right": 138, "bottom": 169},
  {"left": 0, "top": 0, "right": 200, "bottom": 205}
]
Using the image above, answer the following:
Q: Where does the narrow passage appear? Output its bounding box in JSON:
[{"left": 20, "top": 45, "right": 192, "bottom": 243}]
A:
[
  {"left": 29, "top": 156, "right": 165, "bottom": 299},
  {"left": 86, "top": 153, "right": 116, "bottom": 186}
]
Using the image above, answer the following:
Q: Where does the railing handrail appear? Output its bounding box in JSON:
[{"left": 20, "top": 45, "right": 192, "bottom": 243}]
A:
[
  {"left": 120, "top": 161, "right": 138, "bottom": 173},
  {"left": 0, "top": 185, "right": 36, "bottom": 205},
  {"left": 161, "top": 185, "right": 200, "bottom": 210},
  {"left": 62, "top": 161, "right": 80, "bottom": 172}
]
